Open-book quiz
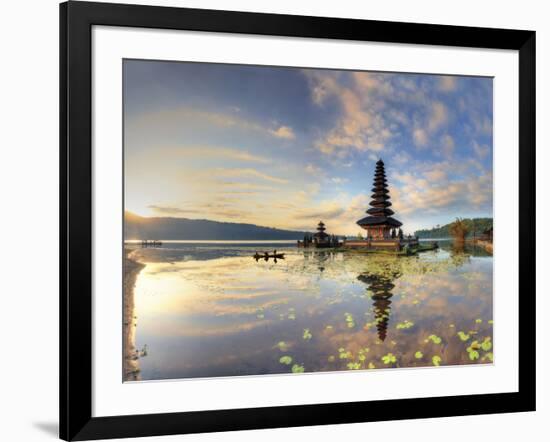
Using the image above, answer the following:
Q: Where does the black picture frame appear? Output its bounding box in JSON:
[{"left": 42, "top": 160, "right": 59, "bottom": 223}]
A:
[{"left": 60, "top": 1, "right": 536, "bottom": 440}]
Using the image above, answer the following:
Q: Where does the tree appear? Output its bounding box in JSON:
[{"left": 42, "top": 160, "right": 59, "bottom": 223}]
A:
[
  {"left": 449, "top": 218, "right": 470, "bottom": 242},
  {"left": 357, "top": 232, "right": 364, "bottom": 240}
]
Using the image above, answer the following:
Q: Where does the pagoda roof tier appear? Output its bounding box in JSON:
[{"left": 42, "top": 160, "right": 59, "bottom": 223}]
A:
[
  {"left": 370, "top": 193, "right": 390, "bottom": 202},
  {"left": 313, "top": 231, "right": 328, "bottom": 238},
  {"left": 356, "top": 215, "right": 402, "bottom": 227},
  {"left": 371, "top": 187, "right": 389, "bottom": 193},
  {"left": 369, "top": 198, "right": 392, "bottom": 206},
  {"left": 366, "top": 207, "right": 395, "bottom": 216}
]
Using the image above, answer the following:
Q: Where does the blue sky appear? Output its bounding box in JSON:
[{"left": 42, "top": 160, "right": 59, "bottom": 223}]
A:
[{"left": 124, "top": 59, "right": 493, "bottom": 235}]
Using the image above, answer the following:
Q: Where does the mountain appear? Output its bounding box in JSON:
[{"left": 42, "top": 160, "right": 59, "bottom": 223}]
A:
[
  {"left": 124, "top": 212, "right": 310, "bottom": 240},
  {"left": 414, "top": 217, "right": 493, "bottom": 239}
]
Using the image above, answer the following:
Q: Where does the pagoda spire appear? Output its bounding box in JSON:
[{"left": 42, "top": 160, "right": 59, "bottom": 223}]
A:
[
  {"left": 356, "top": 159, "right": 402, "bottom": 237},
  {"left": 367, "top": 159, "right": 394, "bottom": 217}
]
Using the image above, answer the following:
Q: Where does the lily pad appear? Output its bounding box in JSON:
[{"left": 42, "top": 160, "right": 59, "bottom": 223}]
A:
[
  {"left": 428, "top": 334, "right": 442, "bottom": 344},
  {"left": 457, "top": 331, "right": 470, "bottom": 342},
  {"left": 291, "top": 364, "right": 305, "bottom": 373},
  {"left": 381, "top": 353, "right": 397, "bottom": 364},
  {"left": 481, "top": 337, "right": 492, "bottom": 352},
  {"left": 303, "top": 329, "right": 312, "bottom": 340},
  {"left": 432, "top": 355, "right": 442, "bottom": 366},
  {"left": 415, "top": 351, "right": 423, "bottom": 359},
  {"left": 279, "top": 356, "right": 293, "bottom": 365}
]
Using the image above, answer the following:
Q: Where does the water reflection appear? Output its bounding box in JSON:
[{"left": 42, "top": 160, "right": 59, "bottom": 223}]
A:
[
  {"left": 125, "top": 241, "right": 493, "bottom": 381},
  {"left": 357, "top": 267, "right": 401, "bottom": 341}
]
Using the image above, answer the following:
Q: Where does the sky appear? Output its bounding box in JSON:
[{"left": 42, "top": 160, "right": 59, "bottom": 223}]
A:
[{"left": 124, "top": 59, "right": 493, "bottom": 235}]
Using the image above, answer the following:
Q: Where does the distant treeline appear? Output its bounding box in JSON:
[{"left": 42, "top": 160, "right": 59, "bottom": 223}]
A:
[
  {"left": 125, "top": 211, "right": 310, "bottom": 240},
  {"left": 415, "top": 217, "right": 493, "bottom": 239}
]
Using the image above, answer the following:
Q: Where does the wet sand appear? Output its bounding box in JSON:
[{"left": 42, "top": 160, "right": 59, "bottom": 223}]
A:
[{"left": 123, "top": 249, "right": 145, "bottom": 382}]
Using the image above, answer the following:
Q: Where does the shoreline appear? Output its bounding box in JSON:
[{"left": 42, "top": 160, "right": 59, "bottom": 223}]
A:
[{"left": 123, "top": 248, "right": 145, "bottom": 382}]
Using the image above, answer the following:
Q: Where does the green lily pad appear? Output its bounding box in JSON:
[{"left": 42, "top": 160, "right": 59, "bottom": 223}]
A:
[
  {"left": 415, "top": 351, "right": 423, "bottom": 359},
  {"left": 381, "top": 353, "right": 397, "bottom": 364},
  {"left": 432, "top": 355, "right": 442, "bottom": 366},
  {"left": 279, "top": 355, "right": 292, "bottom": 365},
  {"left": 481, "top": 337, "right": 492, "bottom": 351},
  {"left": 303, "top": 328, "right": 312, "bottom": 340},
  {"left": 291, "top": 364, "right": 305, "bottom": 373},
  {"left": 428, "top": 334, "right": 442, "bottom": 344},
  {"left": 457, "top": 331, "right": 470, "bottom": 342}
]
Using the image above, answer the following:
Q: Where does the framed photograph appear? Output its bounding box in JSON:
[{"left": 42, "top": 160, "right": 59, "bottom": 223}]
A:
[{"left": 60, "top": 1, "right": 535, "bottom": 440}]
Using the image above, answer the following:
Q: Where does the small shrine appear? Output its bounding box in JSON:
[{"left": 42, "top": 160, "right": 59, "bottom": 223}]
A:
[{"left": 298, "top": 221, "right": 340, "bottom": 248}]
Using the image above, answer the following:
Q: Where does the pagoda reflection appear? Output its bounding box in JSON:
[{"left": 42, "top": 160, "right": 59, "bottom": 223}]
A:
[{"left": 357, "top": 267, "right": 401, "bottom": 341}]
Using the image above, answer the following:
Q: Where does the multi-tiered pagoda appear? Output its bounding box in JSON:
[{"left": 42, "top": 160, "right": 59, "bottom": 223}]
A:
[{"left": 356, "top": 159, "right": 402, "bottom": 239}]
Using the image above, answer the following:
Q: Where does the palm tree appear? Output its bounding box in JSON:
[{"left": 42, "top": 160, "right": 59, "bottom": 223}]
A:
[{"left": 449, "top": 218, "right": 469, "bottom": 242}]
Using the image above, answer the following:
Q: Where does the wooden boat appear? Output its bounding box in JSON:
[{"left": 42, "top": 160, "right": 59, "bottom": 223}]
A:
[{"left": 253, "top": 252, "right": 285, "bottom": 260}]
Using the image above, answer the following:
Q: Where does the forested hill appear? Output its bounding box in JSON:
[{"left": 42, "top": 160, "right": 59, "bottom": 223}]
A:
[
  {"left": 124, "top": 211, "right": 310, "bottom": 240},
  {"left": 414, "top": 218, "right": 493, "bottom": 239}
]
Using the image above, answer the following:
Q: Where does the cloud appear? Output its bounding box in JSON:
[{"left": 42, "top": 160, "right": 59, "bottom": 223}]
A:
[
  {"left": 305, "top": 71, "right": 395, "bottom": 156},
  {"left": 212, "top": 168, "right": 289, "bottom": 184},
  {"left": 331, "top": 177, "right": 349, "bottom": 184},
  {"left": 428, "top": 101, "right": 449, "bottom": 132},
  {"left": 128, "top": 106, "right": 296, "bottom": 143},
  {"left": 174, "top": 146, "right": 271, "bottom": 163},
  {"left": 440, "top": 134, "right": 455, "bottom": 158},
  {"left": 295, "top": 206, "right": 346, "bottom": 220},
  {"left": 438, "top": 76, "right": 458, "bottom": 92},
  {"left": 424, "top": 169, "right": 447, "bottom": 182},
  {"left": 390, "top": 164, "right": 492, "bottom": 218},
  {"left": 472, "top": 141, "right": 490, "bottom": 159},
  {"left": 413, "top": 101, "right": 450, "bottom": 150},
  {"left": 269, "top": 125, "right": 295, "bottom": 139},
  {"left": 148, "top": 205, "right": 199, "bottom": 215},
  {"left": 413, "top": 128, "right": 428, "bottom": 147},
  {"left": 305, "top": 164, "right": 322, "bottom": 174}
]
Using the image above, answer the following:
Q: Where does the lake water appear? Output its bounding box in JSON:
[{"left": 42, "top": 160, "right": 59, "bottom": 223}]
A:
[{"left": 126, "top": 240, "right": 493, "bottom": 381}]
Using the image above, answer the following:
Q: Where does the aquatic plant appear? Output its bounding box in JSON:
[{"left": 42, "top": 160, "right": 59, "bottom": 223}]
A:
[
  {"left": 291, "top": 364, "right": 305, "bottom": 373},
  {"left": 426, "top": 334, "right": 442, "bottom": 344},
  {"left": 432, "top": 355, "right": 442, "bottom": 366},
  {"left": 481, "top": 337, "right": 492, "bottom": 351},
  {"left": 381, "top": 353, "right": 397, "bottom": 364},
  {"left": 457, "top": 331, "right": 470, "bottom": 342},
  {"left": 338, "top": 348, "right": 353, "bottom": 359},
  {"left": 347, "top": 362, "right": 361, "bottom": 370},
  {"left": 396, "top": 320, "right": 414, "bottom": 330},
  {"left": 415, "top": 351, "right": 423, "bottom": 359},
  {"left": 303, "top": 329, "right": 313, "bottom": 340},
  {"left": 344, "top": 312, "right": 355, "bottom": 328},
  {"left": 279, "top": 356, "right": 293, "bottom": 365},
  {"left": 466, "top": 341, "right": 481, "bottom": 360}
]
